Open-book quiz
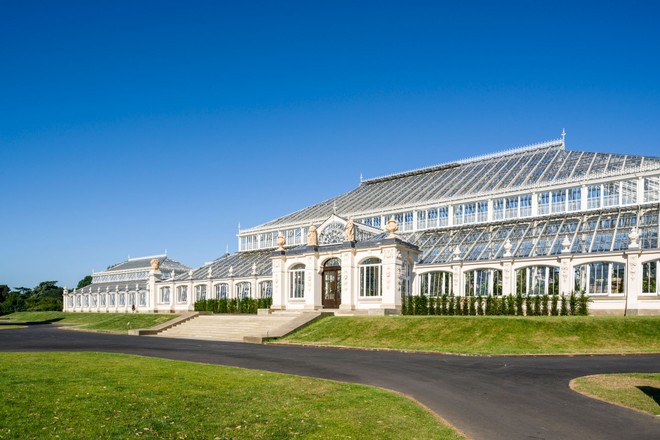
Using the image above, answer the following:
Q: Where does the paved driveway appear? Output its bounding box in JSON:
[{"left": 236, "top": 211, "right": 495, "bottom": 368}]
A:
[{"left": 1, "top": 325, "right": 658, "bottom": 439}]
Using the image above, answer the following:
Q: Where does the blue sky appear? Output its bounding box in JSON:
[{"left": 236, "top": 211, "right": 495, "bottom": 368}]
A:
[{"left": 1, "top": 0, "right": 659, "bottom": 289}]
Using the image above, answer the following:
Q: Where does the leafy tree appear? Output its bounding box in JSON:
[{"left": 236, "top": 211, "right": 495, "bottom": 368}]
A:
[{"left": 77, "top": 275, "right": 93, "bottom": 289}]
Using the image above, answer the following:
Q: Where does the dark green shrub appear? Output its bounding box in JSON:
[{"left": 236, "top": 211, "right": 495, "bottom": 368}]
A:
[
  {"left": 469, "top": 297, "right": 476, "bottom": 316},
  {"left": 541, "top": 295, "right": 549, "bottom": 316},
  {"left": 476, "top": 296, "right": 483, "bottom": 316},
  {"left": 578, "top": 291, "right": 589, "bottom": 316},
  {"left": 533, "top": 295, "right": 542, "bottom": 316},
  {"left": 560, "top": 294, "right": 568, "bottom": 316},
  {"left": 550, "top": 295, "right": 559, "bottom": 316},
  {"left": 515, "top": 293, "right": 524, "bottom": 316},
  {"left": 569, "top": 292, "right": 578, "bottom": 316},
  {"left": 448, "top": 296, "right": 455, "bottom": 315},
  {"left": 428, "top": 295, "right": 435, "bottom": 316},
  {"left": 440, "top": 295, "right": 448, "bottom": 315},
  {"left": 525, "top": 295, "right": 532, "bottom": 316}
]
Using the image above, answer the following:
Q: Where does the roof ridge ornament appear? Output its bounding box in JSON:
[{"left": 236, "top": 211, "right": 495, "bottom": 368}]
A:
[{"left": 561, "top": 128, "right": 566, "bottom": 147}]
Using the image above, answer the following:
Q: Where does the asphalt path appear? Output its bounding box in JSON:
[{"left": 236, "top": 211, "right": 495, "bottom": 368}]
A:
[{"left": 1, "top": 325, "right": 658, "bottom": 439}]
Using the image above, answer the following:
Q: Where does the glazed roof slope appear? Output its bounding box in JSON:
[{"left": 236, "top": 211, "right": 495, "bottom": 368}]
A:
[
  {"left": 177, "top": 251, "right": 272, "bottom": 282},
  {"left": 103, "top": 255, "right": 191, "bottom": 274},
  {"left": 75, "top": 281, "right": 147, "bottom": 294},
  {"left": 407, "top": 204, "right": 659, "bottom": 266},
  {"left": 245, "top": 139, "right": 660, "bottom": 232}
]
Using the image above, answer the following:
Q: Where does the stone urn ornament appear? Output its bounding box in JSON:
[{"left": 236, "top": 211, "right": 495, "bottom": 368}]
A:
[
  {"left": 150, "top": 258, "right": 160, "bottom": 271},
  {"left": 386, "top": 216, "right": 398, "bottom": 237},
  {"left": 277, "top": 233, "right": 286, "bottom": 251}
]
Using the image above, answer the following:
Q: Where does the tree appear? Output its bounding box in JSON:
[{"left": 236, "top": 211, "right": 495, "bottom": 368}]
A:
[{"left": 76, "top": 275, "right": 93, "bottom": 289}]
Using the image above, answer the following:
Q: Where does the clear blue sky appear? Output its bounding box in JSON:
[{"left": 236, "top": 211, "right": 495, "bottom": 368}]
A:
[{"left": 1, "top": 0, "right": 659, "bottom": 289}]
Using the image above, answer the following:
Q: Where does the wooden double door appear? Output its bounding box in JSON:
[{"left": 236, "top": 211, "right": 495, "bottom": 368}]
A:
[{"left": 322, "top": 268, "right": 341, "bottom": 309}]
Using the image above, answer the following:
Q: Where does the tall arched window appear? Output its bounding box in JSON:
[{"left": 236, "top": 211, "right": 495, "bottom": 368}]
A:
[
  {"left": 643, "top": 260, "right": 658, "bottom": 294},
  {"left": 574, "top": 262, "right": 625, "bottom": 295},
  {"left": 259, "top": 281, "right": 272, "bottom": 298},
  {"left": 109, "top": 293, "right": 116, "bottom": 306},
  {"left": 215, "top": 283, "right": 228, "bottom": 299},
  {"left": 359, "top": 258, "right": 382, "bottom": 297},
  {"left": 420, "top": 271, "right": 452, "bottom": 296},
  {"left": 400, "top": 260, "right": 412, "bottom": 297},
  {"left": 176, "top": 286, "right": 188, "bottom": 303},
  {"left": 119, "top": 293, "right": 125, "bottom": 306},
  {"left": 195, "top": 285, "right": 207, "bottom": 301},
  {"left": 464, "top": 269, "right": 502, "bottom": 296},
  {"left": 289, "top": 264, "right": 305, "bottom": 298},
  {"left": 235, "top": 282, "right": 251, "bottom": 299},
  {"left": 515, "top": 266, "right": 560, "bottom": 295},
  {"left": 160, "top": 287, "right": 171, "bottom": 303}
]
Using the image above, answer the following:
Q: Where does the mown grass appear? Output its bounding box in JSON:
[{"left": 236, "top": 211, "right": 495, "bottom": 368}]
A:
[
  {"left": 278, "top": 315, "right": 660, "bottom": 355},
  {"left": 0, "top": 352, "right": 462, "bottom": 439},
  {"left": 571, "top": 373, "right": 660, "bottom": 415},
  {"left": 1, "top": 311, "right": 177, "bottom": 334},
  {"left": 0, "top": 325, "right": 24, "bottom": 330}
]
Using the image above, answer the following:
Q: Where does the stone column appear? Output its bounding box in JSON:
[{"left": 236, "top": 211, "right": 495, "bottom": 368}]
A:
[
  {"left": 339, "top": 249, "right": 355, "bottom": 311},
  {"left": 625, "top": 228, "right": 642, "bottom": 316},
  {"left": 381, "top": 246, "right": 398, "bottom": 310},
  {"left": 271, "top": 254, "right": 287, "bottom": 310}
]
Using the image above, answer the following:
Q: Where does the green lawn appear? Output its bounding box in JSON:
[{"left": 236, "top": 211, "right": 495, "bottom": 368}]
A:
[
  {"left": 1, "top": 311, "right": 177, "bottom": 333},
  {"left": 0, "top": 325, "right": 24, "bottom": 330},
  {"left": 278, "top": 315, "right": 660, "bottom": 355},
  {"left": 0, "top": 352, "right": 462, "bottom": 439},
  {"left": 571, "top": 373, "right": 660, "bottom": 416}
]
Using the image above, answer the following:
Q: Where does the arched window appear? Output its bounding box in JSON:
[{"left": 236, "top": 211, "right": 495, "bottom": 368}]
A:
[
  {"left": 515, "top": 266, "right": 560, "bottom": 296},
  {"left": 400, "top": 260, "right": 412, "bottom": 297},
  {"left": 643, "top": 260, "right": 659, "bottom": 294},
  {"left": 76, "top": 295, "right": 81, "bottom": 307},
  {"left": 67, "top": 296, "right": 74, "bottom": 308},
  {"left": 574, "top": 262, "right": 625, "bottom": 295},
  {"left": 259, "top": 281, "right": 272, "bottom": 298},
  {"left": 91, "top": 294, "right": 98, "bottom": 307},
  {"left": 215, "top": 283, "right": 228, "bottom": 299},
  {"left": 119, "top": 293, "right": 126, "bottom": 306},
  {"left": 236, "top": 282, "right": 251, "bottom": 299},
  {"left": 359, "top": 258, "right": 382, "bottom": 297},
  {"left": 139, "top": 291, "right": 146, "bottom": 306},
  {"left": 83, "top": 295, "right": 90, "bottom": 307},
  {"left": 324, "top": 257, "right": 341, "bottom": 268},
  {"left": 195, "top": 285, "right": 207, "bottom": 301},
  {"left": 464, "top": 269, "right": 503, "bottom": 296},
  {"left": 109, "top": 293, "right": 116, "bottom": 306},
  {"left": 289, "top": 264, "right": 305, "bottom": 298},
  {"left": 160, "top": 287, "right": 171, "bottom": 304},
  {"left": 100, "top": 294, "right": 106, "bottom": 306},
  {"left": 177, "top": 286, "right": 188, "bottom": 303},
  {"left": 128, "top": 292, "right": 136, "bottom": 306},
  {"left": 420, "top": 271, "right": 452, "bottom": 296}
]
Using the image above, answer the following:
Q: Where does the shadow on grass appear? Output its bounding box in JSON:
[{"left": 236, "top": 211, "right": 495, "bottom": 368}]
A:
[
  {"left": 637, "top": 386, "right": 660, "bottom": 407},
  {"left": 0, "top": 318, "right": 64, "bottom": 326}
]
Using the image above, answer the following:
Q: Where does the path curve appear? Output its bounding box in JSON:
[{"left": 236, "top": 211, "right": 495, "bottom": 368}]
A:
[{"left": 1, "top": 326, "right": 658, "bottom": 439}]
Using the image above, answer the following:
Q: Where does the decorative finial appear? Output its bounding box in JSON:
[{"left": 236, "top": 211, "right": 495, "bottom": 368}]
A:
[
  {"left": 276, "top": 232, "right": 286, "bottom": 251},
  {"left": 228, "top": 265, "right": 234, "bottom": 276},
  {"left": 561, "top": 236, "right": 572, "bottom": 253},
  {"left": 453, "top": 246, "right": 462, "bottom": 261},
  {"left": 360, "top": 173, "right": 363, "bottom": 183},
  {"left": 628, "top": 226, "right": 640, "bottom": 249},
  {"left": 208, "top": 266, "right": 213, "bottom": 278},
  {"left": 251, "top": 262, "right": 257, "bottom": 275},
  {"left": 226, "top": 244, "right": 229, "bottom": 255},
  {"left": 238, "top": 222, "right": 241, "bottom": 231},
  {"left": 561, "top": 128, "right": 566, "bottom": 146},
  {"left": 386, "top": 216, "right": 398, "bottom": 237},
  {"left": 503, "top": 239, "right": 513, "bottom": 257}
]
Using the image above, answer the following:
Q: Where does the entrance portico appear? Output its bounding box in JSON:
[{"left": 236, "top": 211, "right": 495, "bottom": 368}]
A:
[{"left": 270, "top": 215, "right": 420, "bottom": 313}]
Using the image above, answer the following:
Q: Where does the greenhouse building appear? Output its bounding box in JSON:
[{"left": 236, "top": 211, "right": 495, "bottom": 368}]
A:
[{"left": 65, "top": 136, "right": 660, "bottom": 315}]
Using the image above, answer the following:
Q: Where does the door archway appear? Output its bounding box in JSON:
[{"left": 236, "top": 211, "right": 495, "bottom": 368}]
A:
[{"left": 322, "top": 258, "right": 342, "bottom": 308}]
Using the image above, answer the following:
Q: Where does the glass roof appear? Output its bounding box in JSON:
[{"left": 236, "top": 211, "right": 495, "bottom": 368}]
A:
[{"left": 245, "top": 140, "right": 660, "bottom": 233}]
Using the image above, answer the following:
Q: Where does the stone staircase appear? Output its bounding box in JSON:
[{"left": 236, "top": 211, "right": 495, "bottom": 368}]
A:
[{"left": 154, "top": 312, "right": 325, "bottom": 343}]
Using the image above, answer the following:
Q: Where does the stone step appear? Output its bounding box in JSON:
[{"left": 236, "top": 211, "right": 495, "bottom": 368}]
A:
[{"left": 154, "top": 312, "right": 327, "bottom": 343}]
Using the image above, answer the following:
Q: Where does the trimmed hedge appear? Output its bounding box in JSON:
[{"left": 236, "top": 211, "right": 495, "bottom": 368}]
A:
[
  {"left": 401, "top": 292, "right": 589, "bottom": 316},
  {"left": 194, "top": 297, "right": 272, "bottom": 314}
]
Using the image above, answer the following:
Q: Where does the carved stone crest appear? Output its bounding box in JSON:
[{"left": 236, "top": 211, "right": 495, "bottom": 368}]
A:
[
  {"left": 307, "top": 224, "right": 318, "bottom": 246},
  {"left": 150, "top": 259, "right": 160, "bottom": 270}
]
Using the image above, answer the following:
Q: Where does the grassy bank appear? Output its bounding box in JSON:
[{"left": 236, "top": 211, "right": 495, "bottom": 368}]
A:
[
  {"left": 0, "top": 352, "right": 462, "bottom": 439},
  {"left": 571, "top": 373, "right": 660, "bottom": 415},
  {"left": 278, "top": 316, "right": 660, "bottom": 355},
  {"left": 1, "top": 311, "right": 177, "bottom": 333}
]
